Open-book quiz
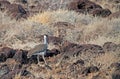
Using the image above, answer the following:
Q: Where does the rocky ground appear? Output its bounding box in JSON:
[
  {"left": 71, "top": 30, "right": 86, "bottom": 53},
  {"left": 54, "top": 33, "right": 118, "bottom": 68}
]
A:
[
  {"left": 0, "top": 0, "right": 120, "bottom": 79},
  {"left": 0, "top": 0, "right": 120, "bottom": 20},
  {"left": 0, "top": 40, "right": 120, "bottom": 79}
]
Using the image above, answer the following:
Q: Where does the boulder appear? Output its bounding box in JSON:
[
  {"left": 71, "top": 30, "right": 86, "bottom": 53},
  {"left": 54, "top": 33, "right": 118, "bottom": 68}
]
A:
[
  {"left": 46, "top": 49, "right": 60, "bottom": 57},
  {"left": 0, "top": 0, "right": 10, "bottom": 12},
  {"left": 103, "top": 42, "right": 118, "bottom": 52},
  {"left": 61, "top": 41, "right": 104, "bottom": 57},
  {"left": 0, "top": 1, "right": 29, "bottom": 20},
  {"left": 112, "top": 71, "right": 120, "bottom": 79},
  {"left": 0, "top": 64, "right": 10, "bottom": 78},
  {"left": 6, "top": 4, "right": 29, "bottom": 20},
  {"left": 68, "top": 59, "right": 85, "bottom": 78},
  {"left": 81, "top": 66, "right": 99, "bottom": 75},
  {"left": 68, "top": 0, "right": 102, "bottom": 13},
  {"left": 108, "top": 11, "right": 120, "bottom": 19},
  {"left": 109, "top": 62, "right": 120, "bottom": 71},
  {"left": 90, "top": 8, "right": 111, "bottom": 17},
  {"left": 0, "top": 47, "right": 16, "bottom": 62},
  {"left": 108, "top": 0, "right": 120, "bottom": 4},
  {"left": 13, "top": 49, "right": 28, "bottom": 64},
  {"left": 68, "top": 0, "right": 111, "bottom": 17},
  {"left": 72, "top": 59, "right": 84, "bottom": 66}
]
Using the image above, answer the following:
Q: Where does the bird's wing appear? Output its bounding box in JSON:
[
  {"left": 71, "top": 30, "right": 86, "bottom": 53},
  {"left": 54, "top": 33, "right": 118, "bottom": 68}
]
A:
[{"left": 28, "top": 44, "right": 46, "bottom": 56}]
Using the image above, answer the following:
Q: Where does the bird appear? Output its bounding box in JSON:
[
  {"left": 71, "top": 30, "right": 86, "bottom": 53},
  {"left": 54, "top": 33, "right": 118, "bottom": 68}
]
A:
[{"left": 27, "top": 35, "right": 48, "bottom": 65}]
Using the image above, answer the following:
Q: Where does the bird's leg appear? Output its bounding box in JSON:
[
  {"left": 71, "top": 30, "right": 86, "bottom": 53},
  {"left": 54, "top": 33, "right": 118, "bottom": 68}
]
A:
[
  {"left": 42, "top": 55, "right": 52, "bottom": 70},
  {"left": 37, "top": 55, "right": 40, "bottom": 65},
  {"left": 42, "top": 55, "right": 47, "bottom": 65}
]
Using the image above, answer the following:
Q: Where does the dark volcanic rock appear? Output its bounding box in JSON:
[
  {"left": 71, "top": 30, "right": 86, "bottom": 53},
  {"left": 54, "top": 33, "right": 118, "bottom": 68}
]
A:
[
  {"left": 68, "top": 0, "right": 102, "bottom": 13},
  {"left": 103, "top": 42, "right": 118, "bottom": 52},
  {"left": 0, "top": 1, "right": 29, "bottom": 20},
  {"left": 0, "top": 47, "right": 16, "bottom": 62},
  {"left": 13, "top": 49, "right": 28, "bottom": 64},
  {"left": 46, "top": 49, "right": 60, "bottom": 57},
  {"left": 0, "top": 54, "right": 6, "bottom": 62},
  {"left": 61, "top": 41, "right": 79, "bottom": 53},
  {"left": 108, "top": 11, "right": 120, "bottom": 19},
  {"left": 7, "top": 4, "right": 29, "bottom": 20},
  {"left": 73, "top": 59, "right": 84, "bottom": 66},
  {"left": 81, "top": 66, "right": 99, "bottom": 75},
  {"left": 112, "top": 71, "right": 120, "bottom": 79},
  {"left": 0, "top": 64, "right": 10, "bottom": 78},
  {"left": 0, "top": 69, "right": 20, "bottom": 79},
  {"left": 0, "top": 69, "right": 30, "bottom": 79},
  {"left": 68, "top": 59, "right": 85, "bottom": 78},
  {"left": 90, "top": 8, "right": 111, "bottom": 17},
  {"left": 62, "top": 41, "right": 104, "bottom": 57},
  {"left": 111, "top": 63, "right": 120, "bottom": 79},
  {"left": 28, "top": 55, "right": 38, "bottom": 64},
  {"left": 68, "top": 0, "right": 111, "bottom": 17},
  {"left": 0, "top": 0, "right": 10, "bottom": 12},
  {"left": 109, "top": 62, "right": 120, "bottom": 71},
  {"left": 15, "top": 0, "right": 28, "bottom": 4},
  {"left": 108, "top": 0, "right": 120, "bottom": 4}
]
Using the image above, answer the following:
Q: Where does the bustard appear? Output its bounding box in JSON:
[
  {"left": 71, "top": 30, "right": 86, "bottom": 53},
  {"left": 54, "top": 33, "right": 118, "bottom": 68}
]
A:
[{"left": 27, "top": 35, "right": 48, "bottom": 65}]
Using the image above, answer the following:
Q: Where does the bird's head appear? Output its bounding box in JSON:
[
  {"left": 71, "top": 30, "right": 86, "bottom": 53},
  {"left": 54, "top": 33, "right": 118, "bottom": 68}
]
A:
[
  {"left": 44, "top": 34, "right": 48, "bottom": 39},
  {"left": 44, "top": 34, "right": 48, "bottom": 44}
]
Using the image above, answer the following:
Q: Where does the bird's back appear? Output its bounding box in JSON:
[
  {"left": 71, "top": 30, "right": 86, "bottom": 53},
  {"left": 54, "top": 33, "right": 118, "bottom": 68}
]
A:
[{"left": 28, "top": 44, "right": 47, "bottom": 57}]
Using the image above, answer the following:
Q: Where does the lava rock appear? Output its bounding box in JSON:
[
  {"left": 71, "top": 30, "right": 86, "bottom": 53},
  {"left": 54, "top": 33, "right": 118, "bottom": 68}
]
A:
[
  {"left": 0, "top": 2, "right": 29, "bottom": 20},
  {"left": 46, "top": 49, "right": 60, "bottom": 57},
  {"left": 81, "top": 66, "right": 99, "bottom": 75},
  {"left": 112, "top": 69, "right": 120, "bottom": 79},
  {"left": 73, "top": 59, "right": 84, "bottom": 66},
  {"left": 68, "top": 0, "right": 111, "bottom": 17},
  {"left": 13, "top": 49, "right": 28, "bottom": 64},
  {"left": 0, "top": 64, "right": 10, "bottom": 78},
  {"left": 109, "top": 62, "right": 120, "bottom": 71},
  {"left": 108, "top": 11, "right": 120, "bottom": 19},
  {"left": 62, "top": 41, "right": 104, "bottom": 57},
  {"left": 68, "top": 0, "right": 102, "bottom": 13},
  {"left": 90, "top": 8, "right": 111, "bottom": 17},
  {"left": 0, "top": 0, "right": 10, "bottom": 12},
  {"left": 103, "top": 42, "right": 118, "bottom": 52},
  {"left": 0, "top": 47, "right": 16, "bottom": 62},
  {"left": 1, "top": 69, "right": 20, "bottom": 79}
]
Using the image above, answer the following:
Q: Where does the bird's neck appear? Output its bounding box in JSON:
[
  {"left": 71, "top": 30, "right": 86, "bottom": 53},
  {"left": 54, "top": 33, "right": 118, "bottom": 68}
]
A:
[{"left": 44, "top": 36, "right": 48, "bottom": 45}]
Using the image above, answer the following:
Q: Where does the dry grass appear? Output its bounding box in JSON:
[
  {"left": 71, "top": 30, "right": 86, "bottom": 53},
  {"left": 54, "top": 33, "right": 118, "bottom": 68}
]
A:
[
  {"left": 0, "top": 0, "right": 120, "bottom": 79},
  {"left": 0, "top": 9, "right": 120, "bottom": 49}
]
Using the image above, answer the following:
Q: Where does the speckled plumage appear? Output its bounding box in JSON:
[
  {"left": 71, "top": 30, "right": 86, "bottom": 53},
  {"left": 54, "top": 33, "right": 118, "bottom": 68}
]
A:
[{"left": 27, "top": 44, "right": 47, "bottom": 57}]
